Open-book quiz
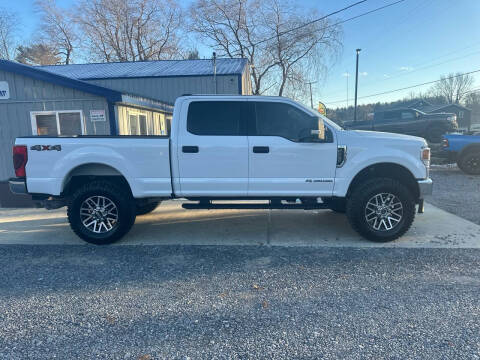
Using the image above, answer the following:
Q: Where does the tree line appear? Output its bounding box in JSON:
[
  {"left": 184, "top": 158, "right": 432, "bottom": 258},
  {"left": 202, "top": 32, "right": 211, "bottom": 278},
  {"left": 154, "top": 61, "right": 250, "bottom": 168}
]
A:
[
  {"left": 328, "top": 72, "right": 478, "bottom": 124},
  {"left": 0, "top": 0, "right": 343, "bottom": 99}
]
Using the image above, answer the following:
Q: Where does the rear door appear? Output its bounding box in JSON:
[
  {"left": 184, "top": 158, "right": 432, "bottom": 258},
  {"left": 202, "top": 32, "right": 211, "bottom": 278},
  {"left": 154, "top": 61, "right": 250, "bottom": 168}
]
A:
[
  {"left": 247, "top": 100, "right": 337, "bottom": 197},
  {"left": 176, "top": 100, "right": 249, "bottom": 196}
]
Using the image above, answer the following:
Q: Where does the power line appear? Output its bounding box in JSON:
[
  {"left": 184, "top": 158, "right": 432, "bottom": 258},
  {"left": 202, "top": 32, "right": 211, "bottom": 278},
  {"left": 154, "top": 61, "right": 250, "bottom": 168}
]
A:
[
  {"left": 324, "top": 0, "right": 407, "bottom": 32},
  {"left": 324, "top": 42, "right": 480, "bottom": 99},
  {"left": 350, "top": 49, "right": 480, "bottom": 90},
  {"left": 255, "top": 0, "right": 407, "bottom": 46},
  {"left": 254, "top": 0, "right": 367, "bottom": 46},
  {"left": 325, "top": 69, "right": 480, "bottom": 105}
]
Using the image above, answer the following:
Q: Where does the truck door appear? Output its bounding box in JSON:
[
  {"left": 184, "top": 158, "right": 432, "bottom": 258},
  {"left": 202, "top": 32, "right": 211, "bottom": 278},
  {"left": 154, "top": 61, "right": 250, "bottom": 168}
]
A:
[
  {"left": 248, "top": 100, "right": 337, "bottom": 197},
  {"left": 176, "top": 100, "right": 249, "bottom": 196}
]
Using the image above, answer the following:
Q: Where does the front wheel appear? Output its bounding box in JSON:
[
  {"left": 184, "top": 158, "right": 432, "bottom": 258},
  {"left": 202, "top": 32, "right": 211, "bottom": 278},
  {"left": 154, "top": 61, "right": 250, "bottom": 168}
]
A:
[
  {"left": 322, "top": 197, "right": 346, "bottom": 213},
  {"left": 346, "top": 178, "right": 416, "bottom": 242},
  {"left": 67, "top": 180, "right": 136, "bottom": 245},
  {"left": 425, "top": 126, "right": 446, "bottom": 143}
]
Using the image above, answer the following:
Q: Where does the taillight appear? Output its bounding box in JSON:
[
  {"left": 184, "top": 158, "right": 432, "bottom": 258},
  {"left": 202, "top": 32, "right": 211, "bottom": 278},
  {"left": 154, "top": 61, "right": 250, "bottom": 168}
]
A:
[
  {"left": 13, "top": 145, "right": 28, "bottom": 177},
  {"left": 442, "top": 138, "right": 449, "bottom": 148},
  {"left": 421, "top": 147, "right": 431, "bottom": 168}
]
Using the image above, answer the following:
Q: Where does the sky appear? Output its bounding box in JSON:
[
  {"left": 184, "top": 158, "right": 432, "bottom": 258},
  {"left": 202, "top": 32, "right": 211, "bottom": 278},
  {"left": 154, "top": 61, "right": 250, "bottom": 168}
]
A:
[{"left": 6, "top": 0, "right": 480, "bottom": 108}]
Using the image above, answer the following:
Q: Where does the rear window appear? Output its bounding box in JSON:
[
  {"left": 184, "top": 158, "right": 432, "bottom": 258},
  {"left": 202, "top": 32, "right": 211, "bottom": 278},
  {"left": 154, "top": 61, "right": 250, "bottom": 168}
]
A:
[{"left": 187, "top": 101, "right": 243, "bottom": 136}]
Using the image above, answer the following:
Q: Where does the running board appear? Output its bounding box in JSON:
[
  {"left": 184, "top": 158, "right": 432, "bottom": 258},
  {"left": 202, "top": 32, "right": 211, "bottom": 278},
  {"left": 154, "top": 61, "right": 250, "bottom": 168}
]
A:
[{"left": 182, "top": 201, "right": 329, "bottom": 210}]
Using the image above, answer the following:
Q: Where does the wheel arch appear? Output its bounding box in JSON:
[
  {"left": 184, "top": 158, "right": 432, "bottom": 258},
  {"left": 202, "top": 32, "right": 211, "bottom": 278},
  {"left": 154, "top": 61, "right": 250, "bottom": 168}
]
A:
[
  {"left": 347, "top": 162, "right": 420, "bottom": 201},
  {"left": 459, "top": 143, "right": 480, "bottom": 159},
  {"left": 61, "top": 163, "right": 133, "bottom": 197}
]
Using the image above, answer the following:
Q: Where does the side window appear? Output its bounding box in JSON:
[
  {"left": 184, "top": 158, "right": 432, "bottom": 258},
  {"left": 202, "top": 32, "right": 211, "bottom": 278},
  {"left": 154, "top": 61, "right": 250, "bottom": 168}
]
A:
[
  {"left": 187, "top": 101, "right": 244, "bottom": 135},
  {"left": 401, "top": 111, "right": 414, "bottom": 120},
  {"left": 383, "top": 111, "right": 398, "bottom": 121},
  {"left": 254, "top": 102, "right": 331, "bottom": 142}
]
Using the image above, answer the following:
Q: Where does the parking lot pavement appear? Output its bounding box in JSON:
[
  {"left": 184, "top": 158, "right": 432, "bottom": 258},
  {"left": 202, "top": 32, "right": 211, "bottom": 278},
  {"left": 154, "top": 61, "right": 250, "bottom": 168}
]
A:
[
  {"left": 428, "top": 167, "right": 480, "bottom": 225},
  {"left": 1, "top": 245, "right": 480, "bottom": 359},
  {"left": 0, "top": 200, "right": 480, "bottom": 248}
]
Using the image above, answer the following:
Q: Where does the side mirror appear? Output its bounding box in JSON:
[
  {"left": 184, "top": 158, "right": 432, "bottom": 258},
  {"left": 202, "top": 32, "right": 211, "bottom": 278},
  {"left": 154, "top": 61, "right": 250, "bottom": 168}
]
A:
[{"left": 311, "top": 117, "right": 325, "bottom": 140}]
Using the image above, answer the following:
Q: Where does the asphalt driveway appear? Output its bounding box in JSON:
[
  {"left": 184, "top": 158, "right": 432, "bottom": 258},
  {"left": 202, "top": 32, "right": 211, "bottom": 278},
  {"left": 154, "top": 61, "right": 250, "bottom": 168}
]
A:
[{"left": 427, "top": 167, "right": 480, "bottom": 225}]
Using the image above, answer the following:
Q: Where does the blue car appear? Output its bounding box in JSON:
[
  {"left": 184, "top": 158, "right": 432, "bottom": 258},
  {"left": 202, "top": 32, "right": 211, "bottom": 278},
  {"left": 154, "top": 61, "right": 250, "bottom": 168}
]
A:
[{"left": 442, "top": 134, "right": 480, "bottom": 175}]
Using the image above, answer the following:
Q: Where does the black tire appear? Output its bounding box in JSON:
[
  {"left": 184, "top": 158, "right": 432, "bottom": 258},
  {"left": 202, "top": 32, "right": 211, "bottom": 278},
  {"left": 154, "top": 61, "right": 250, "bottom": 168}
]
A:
[
  {"left": 136, "top": 201, "right": 161, "bottom": 215},
  {"left": 67, "top": 180, "right": 136, "bottom": 245},
  {"left": 425, "top": 125, "right": 446, "bottom": 143},
  {"left": 457, "top": 150, "right": 480, "bottom": 175},
  {"left": 346, "top": 178, "right": 416, "bottom": 242},
  {"left": 322, "top": 197, "right": 346, "bottom": 213}
]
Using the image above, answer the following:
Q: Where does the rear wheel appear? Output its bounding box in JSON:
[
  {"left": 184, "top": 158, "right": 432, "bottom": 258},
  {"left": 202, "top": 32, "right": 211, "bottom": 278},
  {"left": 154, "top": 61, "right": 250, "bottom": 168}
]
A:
[
  {"left": 136, "top": 201, "right": 161, "bottom": 215},
  {"left": 458, "top": 150, "right": 480, "bottom": 175},
  {"left": 67, "top": 180, "right": 136, "bottom": 245},
  {"left": 346, "top": 178, "right": 415, "bottom": 242}
]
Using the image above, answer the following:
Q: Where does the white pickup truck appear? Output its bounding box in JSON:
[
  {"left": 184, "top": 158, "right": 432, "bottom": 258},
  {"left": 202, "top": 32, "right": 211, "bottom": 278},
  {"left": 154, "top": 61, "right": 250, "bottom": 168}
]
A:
[{"left": 10, "top": 95, "right": 432, "bottom": 244}]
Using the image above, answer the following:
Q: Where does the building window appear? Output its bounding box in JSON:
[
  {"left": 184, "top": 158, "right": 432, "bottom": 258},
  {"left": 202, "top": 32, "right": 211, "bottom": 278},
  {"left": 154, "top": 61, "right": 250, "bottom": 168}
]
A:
[
  {"left": 30, "top": 111, "right": 85, "bottom": 135},
  {"left": 153, "top": 112, "right": 167, "bottom": 135},
  {"left": 126, "top": 109, "right": 150, "bottom": 135}
]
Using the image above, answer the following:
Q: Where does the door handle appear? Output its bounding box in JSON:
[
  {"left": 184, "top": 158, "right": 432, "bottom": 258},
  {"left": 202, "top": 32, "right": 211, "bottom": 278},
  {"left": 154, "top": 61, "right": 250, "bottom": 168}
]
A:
[
  {"left": 253, "top": 146, "right": 269, "bottom": 153},
  {"left": 182, "top": 146, "right": 199, "bottom": 153}
]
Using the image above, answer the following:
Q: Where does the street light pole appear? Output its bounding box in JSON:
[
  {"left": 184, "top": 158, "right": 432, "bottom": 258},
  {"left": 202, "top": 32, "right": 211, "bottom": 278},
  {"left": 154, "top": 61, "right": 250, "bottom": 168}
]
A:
[{"left": 354, "top": 48, "right": 361, "bottom": 121}]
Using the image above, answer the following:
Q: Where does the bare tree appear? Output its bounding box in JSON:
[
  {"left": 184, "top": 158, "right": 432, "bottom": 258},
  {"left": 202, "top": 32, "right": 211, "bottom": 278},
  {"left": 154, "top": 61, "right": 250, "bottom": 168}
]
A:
[
  {"left": 15, "top": 43, "right": 61, "bottom": 65},
  {"left": 35, "top": 0, "right": 79, "bottom": 64},
  {"left": 190, "top": 0, "right": 341, "bottom": 98},
  {"left": 77, "top": 0, "right": 183, "bottom": 62},
  {"left": 430, "top": 72, "right": 474, "bottom": 104},
  {"left": 0, "top": 8, "right": 20, "bottom": 60},
  {"left": 264, "top": 0, "right": 341, "bottom": 97}
]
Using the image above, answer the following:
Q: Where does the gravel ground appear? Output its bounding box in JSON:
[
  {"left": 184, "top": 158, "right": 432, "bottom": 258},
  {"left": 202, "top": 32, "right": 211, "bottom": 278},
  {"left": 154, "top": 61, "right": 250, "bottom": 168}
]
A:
[
  {"left": 1, "top": 245, "right": 480, "bottom": 359},
  {"left": 427, "top": 167, "right": 480, "bottom": 225}
]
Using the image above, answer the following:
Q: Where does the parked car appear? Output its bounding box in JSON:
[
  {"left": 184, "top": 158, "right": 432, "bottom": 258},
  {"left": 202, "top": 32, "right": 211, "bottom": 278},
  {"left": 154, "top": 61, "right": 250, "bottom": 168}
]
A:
[
  {"left": 10, "top": 95, "right": 432, "bottom": 244},
  {"left": 442, "top": 133, "right": 480, "bottom": 175},
  {"left": 343, "top": 108, "right": 458, "bottom": 143}
]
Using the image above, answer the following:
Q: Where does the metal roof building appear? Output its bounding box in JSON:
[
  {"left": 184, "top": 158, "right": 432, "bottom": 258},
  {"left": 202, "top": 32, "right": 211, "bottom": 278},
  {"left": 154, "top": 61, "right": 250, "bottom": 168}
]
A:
[
  {"left": 0, "top": 60, "right": 174, "bottom": 205},
  {"left": 38, "top": 58, "right": 252, "bottom": 104},
  {"left": 0, "top": 58, "right": 251, "bottom": 206}
]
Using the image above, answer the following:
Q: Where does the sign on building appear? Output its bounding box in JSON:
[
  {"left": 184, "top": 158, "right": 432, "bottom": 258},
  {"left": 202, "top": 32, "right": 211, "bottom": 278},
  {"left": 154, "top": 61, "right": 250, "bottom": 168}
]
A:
[
  {"left": 0, "top": 81, "right": 10, "bottom": 99},
  {"left": 90, "top": 109, "right": 106, "bottom": 122}
]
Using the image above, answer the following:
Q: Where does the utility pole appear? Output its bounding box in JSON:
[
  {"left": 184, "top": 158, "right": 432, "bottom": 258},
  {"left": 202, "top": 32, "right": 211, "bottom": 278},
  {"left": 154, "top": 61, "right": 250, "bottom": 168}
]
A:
[
  {"left": 346, "top": 71, "right": 349, "bottom": 108},
  {"left": 212, "top": 51, "right": 217, "bottom": 94},
  {"left": 307, "top": 81, "right": 317, "bottom": 109},
  {"left": 354, "top": 48, "right": 361, "bottom": 121}
]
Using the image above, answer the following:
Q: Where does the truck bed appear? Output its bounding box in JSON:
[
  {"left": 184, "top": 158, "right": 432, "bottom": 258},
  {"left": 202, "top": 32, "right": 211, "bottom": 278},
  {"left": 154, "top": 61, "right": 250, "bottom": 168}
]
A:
[{"left": 16, "top": 136, "right": 172, "bottom": 198}]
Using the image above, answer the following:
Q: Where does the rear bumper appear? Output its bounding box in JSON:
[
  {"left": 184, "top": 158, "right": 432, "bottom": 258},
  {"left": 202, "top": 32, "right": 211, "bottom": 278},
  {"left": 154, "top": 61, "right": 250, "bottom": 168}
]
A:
[
  {"left": 8, "top": 178, "right": 28, "bottom": 195},
  {"left": 417, "top": 178, "right": 433, "bottom": 198}
]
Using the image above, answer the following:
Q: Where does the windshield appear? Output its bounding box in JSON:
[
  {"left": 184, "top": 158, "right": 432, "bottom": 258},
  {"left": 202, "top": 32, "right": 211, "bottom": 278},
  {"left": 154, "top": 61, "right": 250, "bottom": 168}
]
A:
[{"left": 302, "top": 105, "right": 344, "bottom": 131}]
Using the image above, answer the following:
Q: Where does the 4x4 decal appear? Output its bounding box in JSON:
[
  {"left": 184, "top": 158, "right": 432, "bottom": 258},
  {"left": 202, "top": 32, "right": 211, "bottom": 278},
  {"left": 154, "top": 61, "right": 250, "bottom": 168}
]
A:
[{"left": 30, "top": 145, "right": 62, "bottom": 151}]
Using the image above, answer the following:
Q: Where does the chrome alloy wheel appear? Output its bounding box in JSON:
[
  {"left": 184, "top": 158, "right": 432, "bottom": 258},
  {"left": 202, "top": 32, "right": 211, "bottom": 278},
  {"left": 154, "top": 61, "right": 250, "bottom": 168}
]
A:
[
  {"left": 364, "top": 192, "right": 403, "bottom": 231},
  {"left": 80, "top": 196, "right": 118, "bottom": 233}
]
